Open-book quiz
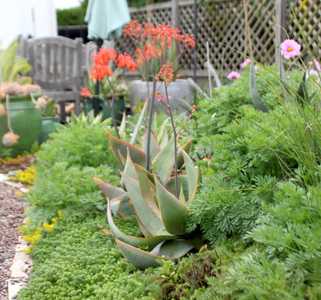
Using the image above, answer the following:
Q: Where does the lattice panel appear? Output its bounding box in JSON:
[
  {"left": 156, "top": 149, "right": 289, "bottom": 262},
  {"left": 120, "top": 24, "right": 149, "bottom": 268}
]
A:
[
  {"left": 116, "top": 0, "right": 321, "bottom": 73},
  {"left": 178, "top": 0, "right": 276, "bottom": 71},
  {"left": 287, "top": 0, "right": 321, "bottom": 58}
]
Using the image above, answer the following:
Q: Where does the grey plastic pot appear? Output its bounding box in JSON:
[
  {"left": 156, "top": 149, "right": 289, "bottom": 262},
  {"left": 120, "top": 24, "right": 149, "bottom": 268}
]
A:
[{"left": 128, "top": 79, "right": 194, "bottom": 114}]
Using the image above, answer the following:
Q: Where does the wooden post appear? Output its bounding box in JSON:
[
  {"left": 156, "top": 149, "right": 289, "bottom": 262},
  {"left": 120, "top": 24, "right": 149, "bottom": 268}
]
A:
[
  {"left": 275, "top": 0, "right": 287, "bottom": 67},
  {"left": 171, "top": 0, "right": 179, "bottom": 27}
]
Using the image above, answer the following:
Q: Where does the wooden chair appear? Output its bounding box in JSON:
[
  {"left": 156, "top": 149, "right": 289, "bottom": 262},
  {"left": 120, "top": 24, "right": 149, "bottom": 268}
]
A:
[{"left": 22, "top": 37, "right": 83, "bottom": 122}]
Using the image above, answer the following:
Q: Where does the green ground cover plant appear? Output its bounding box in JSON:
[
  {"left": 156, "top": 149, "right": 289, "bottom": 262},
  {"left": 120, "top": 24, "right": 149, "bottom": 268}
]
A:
[
  {"left": 19, "top": 44, "right": 321, "bottom": 299},
  {"left": 36, "top": 116, "right": 116, "bottom": 170}
]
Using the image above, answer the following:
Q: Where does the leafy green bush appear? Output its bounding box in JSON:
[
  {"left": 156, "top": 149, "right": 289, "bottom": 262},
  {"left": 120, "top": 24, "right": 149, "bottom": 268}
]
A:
[
  {"left": 37, "top": 116, "right": 116, "bottom": 170},
  {"left": 27, "top": 163, "right": 118, "bottom": 223}
]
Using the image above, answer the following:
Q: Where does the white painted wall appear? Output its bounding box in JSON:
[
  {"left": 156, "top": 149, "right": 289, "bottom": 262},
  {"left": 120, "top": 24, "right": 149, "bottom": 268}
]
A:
[{"left": 0, "top": 0, "right": 57, "bottom": 48}]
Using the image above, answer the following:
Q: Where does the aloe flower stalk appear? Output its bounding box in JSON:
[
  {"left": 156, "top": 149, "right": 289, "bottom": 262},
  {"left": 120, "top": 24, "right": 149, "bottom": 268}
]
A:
[
  {"left": 164, "top": 83, "right": 179, "bottom": 198},
  {"left": 146, "top": 80, "right": 157, "bottom": 172}
]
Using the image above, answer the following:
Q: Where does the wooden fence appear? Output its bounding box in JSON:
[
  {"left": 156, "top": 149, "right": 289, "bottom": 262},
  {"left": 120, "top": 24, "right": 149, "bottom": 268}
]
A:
[{"left": 115, "top": 0, "right": 321, "bottom": 76}]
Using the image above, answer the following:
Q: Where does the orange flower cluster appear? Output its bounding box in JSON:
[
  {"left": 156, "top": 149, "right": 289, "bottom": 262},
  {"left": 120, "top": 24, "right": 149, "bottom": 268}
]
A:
[
  {"left": 116, "top": 53, "right": 137, "bottom": 72},
  {"left": 90, "top": 47, "right": 137, "bottom": 81},
  {"left": 123, "top": 20, "right": 196, "bottom": 50},
  {"left": 122, "top": 20, "right": 195, "bottom": 81},
  {"left": 80, "top": 87, "right": 92, "bottom": 97},
  {"left": 156, "top": 64, "right": 174, "bottom": 84}
]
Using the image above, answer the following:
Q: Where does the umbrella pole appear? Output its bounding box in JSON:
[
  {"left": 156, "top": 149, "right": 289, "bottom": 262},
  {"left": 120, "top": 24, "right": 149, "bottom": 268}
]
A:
[{"left": 93, "top": 38, "right": 104, "bottom": 116}]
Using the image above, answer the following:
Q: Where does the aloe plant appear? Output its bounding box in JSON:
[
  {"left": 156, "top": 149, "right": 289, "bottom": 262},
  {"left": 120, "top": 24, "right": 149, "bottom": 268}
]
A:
[{"left": 94, "top": 133, "right": 200, "bottom": 269}]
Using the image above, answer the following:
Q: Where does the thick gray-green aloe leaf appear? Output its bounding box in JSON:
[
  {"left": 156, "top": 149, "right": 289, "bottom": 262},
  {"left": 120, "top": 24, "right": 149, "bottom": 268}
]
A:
[
  {"left": 182, "top": 151, "right": 200, "bottom": 202},
  {"left": 93, "top": 177, "right": 133, "bottom": 217},
  {"left": 123, "top": 174, "right": 167, "bottom": 236},
  {"left": 130, "top": 100, "right": 148, "bottom": 145},
  {"left": 177, "top": 140, "right": 193, "bottom": 168},
  {"left": 151, "top": 240, "right": 194, "bottom": 259},
  {"left": 155, "top": 179, "right": 189, "bottom": 235},
  {"left": 116, "top": 239, "right": 162, "bottom": 269},
  {"left": 121, "top": 151, "right": 139, "bottom": 186},
  {"left": 93, "top": 177, "right": 126, "bottom": 200},
  {"left": 135, "top": 163, "right": 160, "bottom": 215},
  {"left": 166, "top": 175, "right": 189, "bottom": 201},
  {"left": 109, "top": 133, "right": 146, "bottom": 166},
  {"left": 152, "top": 137, "right": 175, "bottom": 184},
  {"left": 143, "top": 131, "right": 160, "bottom": 161},
  {"left": 250, "top": 63, "right": 268, "bottom": 113},
  {"left": 107, "top": 201, "right": 174, "bottom": 248}
]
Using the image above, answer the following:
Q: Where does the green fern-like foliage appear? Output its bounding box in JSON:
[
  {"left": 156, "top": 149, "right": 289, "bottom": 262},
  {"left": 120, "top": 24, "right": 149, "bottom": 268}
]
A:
[{"left": 0, "top": 40, "right": 31, "bottom": 83}]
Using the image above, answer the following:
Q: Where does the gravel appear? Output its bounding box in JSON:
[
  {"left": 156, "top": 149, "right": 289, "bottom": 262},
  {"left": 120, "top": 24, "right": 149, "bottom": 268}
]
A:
[{"left": 0, "top": 182, "right": 24, "bottom": 300}]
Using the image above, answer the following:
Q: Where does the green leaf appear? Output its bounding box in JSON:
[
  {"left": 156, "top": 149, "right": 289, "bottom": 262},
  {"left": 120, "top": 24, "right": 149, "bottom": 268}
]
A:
[
  {"left": 166, "top": 175, "right": 189, "bottom": 201},
  {"left": 250, "top": 63, "right": 269, "bottom": 113},
  {"left": 155, "top": 178, "right": 189, "bottom": 235},
  {"left": 130, "top": 100, "right": 148, "bottom": 145},
  {"left": 152, "top": 240, "right": 194, "bottom": 259},
  {"left": 152, "top": 137, "right": 175, "bottom": 184},
  {"left": 93, "top": 176, "right": 134, "bottom": 217},
  {"left": 93, "top": 177, "right": 126, "bottom": 200},
  {"left": 107, "top": 201, "right": 173, "bottom": 248},
  {"left": 122, "top": 174, "right": 167, "bottom": 236},
  {"left": 135, "top": 164, "right": 160, "bottom": 217},
  {"left": 182, "top": 151, "right": 200, "bottom": 202},
  {"left": 143, "top": 131, "right": 160, "bottom": 161},
  {"left": 121, "top": 152, "right": 139, "bottom": 186},
  {"left": 119, "top": 112, "right": 127, "bottom": 139},
  {"left": 109, "top": 133, "right": 146, "bottom": 166},
  {"left": 116, "top": 239, "right": 162, "bottom": 269},
  {"left": 177, "top": 140, "right": 193, "bottom": 167}
]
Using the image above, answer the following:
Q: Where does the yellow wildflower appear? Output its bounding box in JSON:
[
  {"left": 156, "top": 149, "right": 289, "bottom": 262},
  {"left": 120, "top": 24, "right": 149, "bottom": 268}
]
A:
[
  {"left": 23, "top": 228, "right": 42, "bottom": 245},
  {"left": 43, "top": 222, "right": 55, "bottom": 233}
]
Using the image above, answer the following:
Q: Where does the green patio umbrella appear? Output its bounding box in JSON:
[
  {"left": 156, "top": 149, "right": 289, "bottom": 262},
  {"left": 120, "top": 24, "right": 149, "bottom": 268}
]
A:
[{"left": 85, "top": 0, "right": 130, "bottom": 41}]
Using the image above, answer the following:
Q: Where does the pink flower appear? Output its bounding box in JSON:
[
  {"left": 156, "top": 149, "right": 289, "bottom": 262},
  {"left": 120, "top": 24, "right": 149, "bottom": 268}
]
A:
[
  {"left": 280, "top": 39, "right": 301, "bottom": 59},
  {"left": 240, "top": 58, "right": 251, "bottom": 69},
  {"left": 227, "top": 71, "right": 241, "bottom": 80}
]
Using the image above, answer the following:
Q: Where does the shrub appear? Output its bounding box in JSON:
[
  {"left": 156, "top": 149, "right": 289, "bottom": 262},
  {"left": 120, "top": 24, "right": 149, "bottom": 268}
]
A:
[
  {"left": 36, "top": 116, "right": 117, "bottom": 170},
  {"left": 26, "top": 163, "right": 118, "bottom": 225}
]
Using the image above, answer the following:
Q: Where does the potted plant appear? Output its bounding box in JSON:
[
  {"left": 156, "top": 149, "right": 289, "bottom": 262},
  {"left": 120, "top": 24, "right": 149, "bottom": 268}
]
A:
[
  {"left": 35, "top": 96, "right": 60, "bottom": 143},
  {"left": 0, "top": 82, "right": 42, "bottom": 156},
  {"left": 81, "top": 71, "right": 128, "bottom": 123}
]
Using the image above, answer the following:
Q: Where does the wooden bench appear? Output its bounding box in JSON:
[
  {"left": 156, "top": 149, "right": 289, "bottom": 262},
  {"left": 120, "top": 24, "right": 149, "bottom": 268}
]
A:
[{"left": 21, "top": 37, "right": 83, "bottom": 122}]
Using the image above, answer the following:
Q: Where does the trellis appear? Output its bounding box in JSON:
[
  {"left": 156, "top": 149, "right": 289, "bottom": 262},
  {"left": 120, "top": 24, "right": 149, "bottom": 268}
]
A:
[
  {"left": 116, "top": 0, "right": 321, "bottom": 76},
  {"left": 287, "top": 0, "right": 321, "bottom": 57}
]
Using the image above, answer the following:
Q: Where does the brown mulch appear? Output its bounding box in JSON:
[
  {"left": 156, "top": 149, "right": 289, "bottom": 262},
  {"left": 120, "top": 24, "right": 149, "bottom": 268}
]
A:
[
  {"left": 0, "top": 155, "right": 34, "bottom": 174},
  {"left": 0, "top": 182, "right": 24, "bottom": 300}
]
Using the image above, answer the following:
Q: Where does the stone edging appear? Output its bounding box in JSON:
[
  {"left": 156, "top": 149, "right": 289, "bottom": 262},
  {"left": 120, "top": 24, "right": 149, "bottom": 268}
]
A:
[{"left": 0, "top": 175, "right": 32, "bottom": 300}]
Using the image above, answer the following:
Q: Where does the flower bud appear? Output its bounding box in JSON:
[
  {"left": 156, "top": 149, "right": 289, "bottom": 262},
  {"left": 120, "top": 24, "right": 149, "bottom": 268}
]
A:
[{"left": 2, "top": 131, "right": 20, "bottom": 147}]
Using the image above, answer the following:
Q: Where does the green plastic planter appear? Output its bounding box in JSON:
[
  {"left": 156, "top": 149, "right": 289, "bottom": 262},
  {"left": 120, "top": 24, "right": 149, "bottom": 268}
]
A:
[
  {"left": 39, "top": 117, "right": 60, "bottom": 144},
  {"left": 0, "top": 95, "right": 41, "bottom": 156}
]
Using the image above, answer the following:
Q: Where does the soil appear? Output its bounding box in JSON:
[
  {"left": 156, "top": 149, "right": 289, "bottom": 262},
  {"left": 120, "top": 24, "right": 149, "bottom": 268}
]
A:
[{"left": 0, "top": 182, "right": 24, "bottom": 300}]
